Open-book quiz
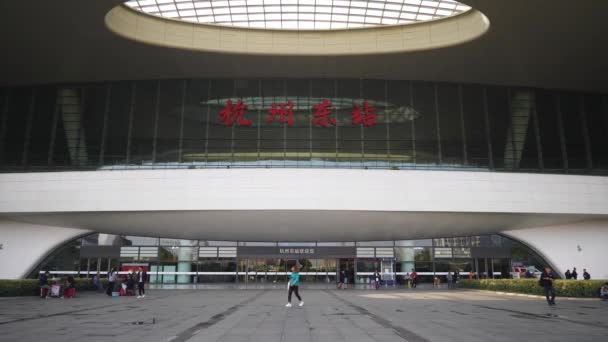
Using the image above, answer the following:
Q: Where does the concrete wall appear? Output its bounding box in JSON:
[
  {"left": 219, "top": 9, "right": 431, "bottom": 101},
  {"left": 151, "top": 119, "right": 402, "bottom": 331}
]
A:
[{"left": 0, "top": 219, "right": 89, "bottom": 279}]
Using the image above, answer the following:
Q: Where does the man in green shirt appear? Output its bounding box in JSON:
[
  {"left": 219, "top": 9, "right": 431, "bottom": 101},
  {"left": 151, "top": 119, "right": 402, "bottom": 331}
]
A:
[{"left": 286, "top": 265, "right": 304, "bottom": 308}]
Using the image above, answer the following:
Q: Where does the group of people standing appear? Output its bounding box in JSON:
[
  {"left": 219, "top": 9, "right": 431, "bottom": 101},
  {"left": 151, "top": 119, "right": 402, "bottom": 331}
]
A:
[
  {"left": 446, "top": 271, "right": 460, "bottom": 289},
  {"left": 38, "top": 271, "right": 76, "bottom": 299},
  {"left": 336, "top": 269, "right": 469, "bottom": 290},
  {"left": 338, "top": 269, "right": 421, "bottom": 290},
  {"left": 538, "top": 266, "right": 606, "bottom": 307},
  {"left": 39, "top": 268, "right": 147, "bottom": 299},
  {"left": 337, "top": 269, "right": 353, "bottom": 289},
  {"left": 564, "top": 267, "right": 591, "bottom": 280},
  {"left": 104, "top": 267, "right": 148, "bottom": 298}
]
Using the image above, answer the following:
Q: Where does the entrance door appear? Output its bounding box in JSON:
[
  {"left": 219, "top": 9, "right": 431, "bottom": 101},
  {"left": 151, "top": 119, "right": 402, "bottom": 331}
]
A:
[
  {"left": 380, "top": 259, "right": 395, "bottom": 286},
  {"left": 337, "top": 258, "right": 354, "bottom": 287}
]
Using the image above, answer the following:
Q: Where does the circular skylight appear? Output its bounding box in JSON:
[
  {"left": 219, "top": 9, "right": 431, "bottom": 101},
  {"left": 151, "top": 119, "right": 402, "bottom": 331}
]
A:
[{"left": 124, "top": 0, "right": 471, "bottom": 30}]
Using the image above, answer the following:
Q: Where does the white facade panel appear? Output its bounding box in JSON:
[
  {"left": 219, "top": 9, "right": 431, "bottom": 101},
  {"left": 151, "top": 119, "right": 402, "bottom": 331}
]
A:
[
  {"left": 0, "top": 220, "right": 89, "bottom": 279},
  {"left": 502, "top": 219, "right": 608, "bottom": 280},
  {"left": 0, "top": 169, "right": 607, "bottom": 215},
  {"left": 1, "top": 169, "right": 607, "bottom": 279}
]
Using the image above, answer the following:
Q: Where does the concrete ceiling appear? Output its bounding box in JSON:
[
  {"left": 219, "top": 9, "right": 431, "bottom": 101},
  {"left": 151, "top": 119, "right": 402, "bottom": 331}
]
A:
[
  {"left": 1, "top": 211, "right": 602, "bottom": 241},
  {"left": 1, "top": 0, "right": 608, "bottom": 92}
]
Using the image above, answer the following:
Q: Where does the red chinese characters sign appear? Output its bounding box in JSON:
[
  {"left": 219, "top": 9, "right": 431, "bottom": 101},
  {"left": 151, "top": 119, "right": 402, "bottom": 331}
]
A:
[
  {"left": 267, "top": 101, "right": 294, "bottom": 127},
  {"left": 352, "top": 101, "right": 377, "bottom": 127},
  {"left": 219, "top": 99, "right": 252, "bottom": 126},
  {"left": 313, "top": 99, "right": 337, "bottom": 127},
  {"left": 218, "top": 99, "right": 378, "bottom": 128}
]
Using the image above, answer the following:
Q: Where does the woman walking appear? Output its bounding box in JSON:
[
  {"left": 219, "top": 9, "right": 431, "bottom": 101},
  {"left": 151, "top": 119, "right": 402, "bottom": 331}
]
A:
[{"left": 285, "top": 265, "right": 304, "bottom": 308}]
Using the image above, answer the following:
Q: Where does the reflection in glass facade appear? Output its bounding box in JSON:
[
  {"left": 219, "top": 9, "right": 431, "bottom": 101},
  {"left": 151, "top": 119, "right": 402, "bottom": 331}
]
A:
[
  {"left": 1, "top": 79, "right": 607, "bottom": 174},
  {"left": 32, "top": 233, "right": 551, "bottom": 286}
]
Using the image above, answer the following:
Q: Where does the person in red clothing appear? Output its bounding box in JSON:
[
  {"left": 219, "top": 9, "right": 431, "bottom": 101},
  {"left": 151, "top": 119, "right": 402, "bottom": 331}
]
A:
[{"left": 409, "top": 269, "right": 418, "bottom": 288}]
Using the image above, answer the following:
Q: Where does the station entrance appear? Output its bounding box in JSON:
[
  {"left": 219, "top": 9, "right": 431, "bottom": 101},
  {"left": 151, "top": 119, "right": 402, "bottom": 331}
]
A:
[{"left": 40, "top": 234, "right": 551, "bottom": 286}]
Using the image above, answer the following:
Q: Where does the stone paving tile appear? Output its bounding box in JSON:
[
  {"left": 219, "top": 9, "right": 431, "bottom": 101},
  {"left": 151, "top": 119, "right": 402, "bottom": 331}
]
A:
[{"left": 0, "top": 289, "right": 607, "bottom": 342}]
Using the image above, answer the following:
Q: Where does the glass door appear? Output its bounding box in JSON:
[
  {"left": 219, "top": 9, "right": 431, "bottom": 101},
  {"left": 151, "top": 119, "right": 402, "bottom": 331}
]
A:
[
  {"left": 338, "top": 258, "right": 355, "bottom": 287},
  {"left": 492, "top": 258, "right": 510, "bottom": 279},
  {"left": 475, "top": 258, "right": 490, "bottom": 279},
  {"left": 380, "top": 259, "right": 395, "bottom": 286}
]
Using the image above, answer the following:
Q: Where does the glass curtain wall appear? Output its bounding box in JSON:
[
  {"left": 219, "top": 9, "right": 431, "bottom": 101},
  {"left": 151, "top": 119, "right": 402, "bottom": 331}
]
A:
[
  {"left": 1, "top": 80, "right": 607, "bottom": 174},
  {"left": 32, "top": 234, "right": 552, "bottom": 285}
]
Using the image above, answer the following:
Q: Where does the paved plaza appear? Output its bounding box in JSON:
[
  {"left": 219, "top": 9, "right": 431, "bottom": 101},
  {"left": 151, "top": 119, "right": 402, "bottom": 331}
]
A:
[{"left": 0, "top": 289, "right": 606, "bottom": 342}]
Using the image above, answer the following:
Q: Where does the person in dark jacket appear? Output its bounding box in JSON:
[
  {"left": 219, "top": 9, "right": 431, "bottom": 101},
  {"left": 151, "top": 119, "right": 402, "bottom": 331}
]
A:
[
  {"left": 446, "top": 271, "right": 453, "bottom": 289},
  {"left": 540, "top": 267, "right": 556, "bottom": 306},
  {"left": 338, "top": 270, "right": 345, "bottom": 289},
  {"left": 136, "top": 267, "right": 147, "bottom": 298},
  {"left": 600, "top": 282, "right": 608, "bottom": 301},
  {"left": 373, "top": 270, "right": 381, "bottom": 290},
  {"left": 453, "top": 271, "right": 459, "bottom": 289},
  {"left": 39, "top": 271, "right": 50, "bottom": 299},
  {"left": 571, "top": 267, "right": 578, "bottom": 280},
  {"left": 583, "top": 269, "right": 591, "bottom": 280},
  {"left": 66, "top": 275, "right": 75, "bottom": 288},
  {"left": 564, "top": 269, "right": 572, "bottom": 280},
  {"left": 126, "top": 272, "right": 136, "bottom": 296},
  {"left": 38, "top": 271, "right": 49, "bottom": 287}
]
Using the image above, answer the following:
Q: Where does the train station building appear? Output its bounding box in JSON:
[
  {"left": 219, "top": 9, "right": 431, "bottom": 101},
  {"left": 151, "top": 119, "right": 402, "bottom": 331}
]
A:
[{"left": 1, "top": 0, "right": 607, "bottom": 283}]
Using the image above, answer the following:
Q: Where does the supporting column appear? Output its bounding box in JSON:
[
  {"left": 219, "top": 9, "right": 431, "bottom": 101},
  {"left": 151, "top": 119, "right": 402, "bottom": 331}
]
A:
[
  {"left": 177, "top": 241, "right": 193, "bottom": 284},
  {"left": 396, "top": 241, "right": 415, "bottom": 281}
]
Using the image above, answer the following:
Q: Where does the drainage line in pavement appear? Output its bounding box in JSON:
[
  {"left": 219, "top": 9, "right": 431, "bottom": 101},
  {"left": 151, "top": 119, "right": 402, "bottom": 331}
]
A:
[
  {"left": 169, "top": 290, "right": 265, "bottom": 342},
  {"left": 326, "top": 290, "right": 431, "bottom": 342},
  {"left": 472, "top": 304, "right": 608, "bottom": 330},
  {"left": 0, "top": 290, "right": 198, "bottom": 326},
  {"left": 426, "top": 293, "right": 607, "bottom": 330}
]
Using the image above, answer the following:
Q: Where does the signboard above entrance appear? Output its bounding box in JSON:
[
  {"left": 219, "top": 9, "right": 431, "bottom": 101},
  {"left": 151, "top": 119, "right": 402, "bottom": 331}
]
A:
[{"left": 237, "top": 246, "right": 356, "bottom": 258}]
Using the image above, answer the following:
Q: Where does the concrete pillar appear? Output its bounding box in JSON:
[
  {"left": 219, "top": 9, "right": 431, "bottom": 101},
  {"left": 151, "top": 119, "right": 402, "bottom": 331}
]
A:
[{"left": 177, "top": 241, "right": 194, "bottom": 283}]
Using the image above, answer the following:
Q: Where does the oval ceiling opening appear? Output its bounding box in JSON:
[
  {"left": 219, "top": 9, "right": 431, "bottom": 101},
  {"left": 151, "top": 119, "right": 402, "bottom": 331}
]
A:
[
  {"left": 123, "top": 0, "right": 472, "bottom": 31},
  {"left": 106, "top": 0, "right": 489, "bottom": 55}
]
